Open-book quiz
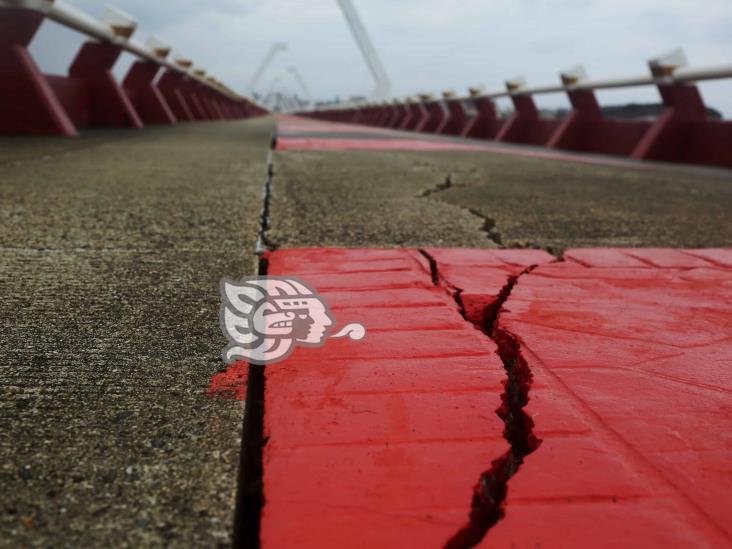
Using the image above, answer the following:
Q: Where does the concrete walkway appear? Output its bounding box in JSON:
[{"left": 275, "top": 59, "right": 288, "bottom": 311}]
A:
[
  {"left": 2, "top": 114, "right": 731, "bottom": 547},
  {"left": 1, "top": 119, "right": 273, "bottom": 547}
]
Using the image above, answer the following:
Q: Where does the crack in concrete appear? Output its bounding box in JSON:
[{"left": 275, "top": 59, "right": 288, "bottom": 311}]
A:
[
  {"left": 233, "top": 135, "right": 278, "bottom": 549},
  {"left": 419, "top": 174, "right": 453, "bottom": 197},
  {"left": 419, "top": 250, "right": 542, "bottom": 549},
  {"left": 255, "top": 145, "right": 279, "bottom": 255},
  {"left": 418, "top": 175, "right": 504, "bottom": 247},
  {"left": 466, "top": 208, "right": 503, "bottom": 247},
  {"left": 417, "top": 175, "right": 567, "bottom": 258}
]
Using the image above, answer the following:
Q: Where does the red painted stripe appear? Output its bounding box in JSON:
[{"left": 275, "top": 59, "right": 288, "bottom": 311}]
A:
[
  {"left": 275, "top": 116, "right": 715, "bottom": 172},
  {"left": 276, "top": 137, "right": 491, "bottom": 152}
]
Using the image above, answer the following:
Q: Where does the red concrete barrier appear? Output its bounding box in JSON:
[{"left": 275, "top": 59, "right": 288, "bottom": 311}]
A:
[
  {"left": 67, "top": 40, "right": 143, "bottom": 129},
  {"left": 495, "top": 83, "right": 561, "bottom": 146},
  {"left": 440, "top": 94, "right": 471, "bottom": 136},
  {"left": 301, "top": 50, "right": 732, "bottom": 169},
  {"left": 463, "top": 95, "right": 504, "bottom": 140},
  {"left": 419, "top": 96, "right": 446, "bottom": 133},
  {"left": 0, "top": 3, "right": 262, "bottom": 136},
  {"left": 632, "top": 83, "right": 732, "bottom": 168},
  {"left": 158, "top": 70, "right": 194, "bottom": 121},
  {"left": 0, "top": 8, "right": 76, "bottom": 135},
  {"left": 403, "top": 100, "right": 429, "bottom": 131},
  {"left": 123, "top": 60, "right": 176, "bottom": 125}
]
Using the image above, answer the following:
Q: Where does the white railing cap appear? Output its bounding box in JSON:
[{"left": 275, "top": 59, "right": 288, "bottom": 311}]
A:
[
  {"left": 649, "top": 48, "right": 688, "bottom": 77},
  {"left": 174, "top": 56, "right": 193, "bottom": 70},
  {"left": 505, "top": 76, "right": 527, "bottom": 92},
  {"left": 100, "top": 5, "right": 137, "bottom": 39},
  {"left": 468, "top": 84, "right": 485, "bottom": 97},
  {"left": 561, "top": 65, "right": 589, "bottom": 86},
  {"left": 145, "top": 35, "right": 171, "bottom": 60}
]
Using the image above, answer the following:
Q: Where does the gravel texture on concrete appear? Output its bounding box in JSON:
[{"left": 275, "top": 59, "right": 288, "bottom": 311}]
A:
[
  {"left": 0, "top": 118, "right": 274, "bottom": 547},
  {"left": 269, "top": 148, "right": 732, "bottom": 251},
  {"left": 268, "top": 150, "right": 497, "bottom": 249}
]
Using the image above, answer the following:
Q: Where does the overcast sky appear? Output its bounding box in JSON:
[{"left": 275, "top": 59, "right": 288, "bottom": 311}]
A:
[{"left": 29, "top": 0, "right": 732, "bottom": 116}]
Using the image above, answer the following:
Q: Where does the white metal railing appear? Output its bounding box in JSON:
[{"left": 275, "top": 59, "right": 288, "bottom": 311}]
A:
[
  {"left": 313, "top": 49, "right": 732, "bottom": 110},
  {"left": 0, "top": 0, "right": 244, "bottom": 101}
]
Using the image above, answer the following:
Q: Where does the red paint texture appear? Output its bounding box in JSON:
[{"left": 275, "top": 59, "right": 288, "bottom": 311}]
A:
[
  {"left": 275, "top": 116, "right": 681, "bottom": 172},
  {"left": 260, "top": 248, "right": 511, "bottom": 548},
  {"left": 276, "top": 137, "right": 490, "bottom": 152},
  {"left": 209, "top": 246, "right": 732, "bottom": 547},
  {"left": 208, "top": 360, "right": 249, "bottom": 400},
  {"left": 485, "top": 252, "right": 732, "bottom": 547},
  {"left": 423, "top": 248, "right": 555, "bottom": 327}
]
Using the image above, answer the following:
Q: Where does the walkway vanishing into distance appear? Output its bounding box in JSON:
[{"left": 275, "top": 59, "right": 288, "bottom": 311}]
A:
[{"left": 2, "top": 117, "right": 732, "bottom": 547}]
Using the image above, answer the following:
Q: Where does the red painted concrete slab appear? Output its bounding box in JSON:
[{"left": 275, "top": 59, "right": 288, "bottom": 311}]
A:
[
  {"left": 260, "top": 248, "right": 511, "bottom": 549},
  {"left": 565, "top": 247, "right": 732, "bottom": 269},
  {"left": 210, "top": 246, "right": 732, "bottom": 547},
  {"left": 485, "top": 251, "right": 732, "bottom": 548},
  {"left": 424, "top": 248, "right": 555, "bottom": 326}
]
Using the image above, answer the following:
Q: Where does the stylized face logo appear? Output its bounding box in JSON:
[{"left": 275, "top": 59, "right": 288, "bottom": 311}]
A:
[{"left": 220, "top": 277, "right": 365, "bottom": 365}]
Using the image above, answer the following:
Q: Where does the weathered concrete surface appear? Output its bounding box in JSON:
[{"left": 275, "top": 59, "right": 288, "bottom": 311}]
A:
[
  {"left": 0, "top": 119, "right": 273, "bottom": 547},
  {"left": 268, "top": 151, "right": 497, "bottom": 249},
  {"left": 269, "top": 148, "right": 732, "bottom": 251}
]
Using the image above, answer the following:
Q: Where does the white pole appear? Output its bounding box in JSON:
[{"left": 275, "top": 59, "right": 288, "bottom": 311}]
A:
[{"left": 336, "top": 0, "right": 391, "bottom": 99}]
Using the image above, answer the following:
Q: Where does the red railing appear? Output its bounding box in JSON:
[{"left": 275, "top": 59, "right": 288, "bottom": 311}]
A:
[
  {"left": 304, "top": 51, "right": 732, "bottom": 169},
  {"left": 0, "top": 0, "right": 267, "bottom": 136}
]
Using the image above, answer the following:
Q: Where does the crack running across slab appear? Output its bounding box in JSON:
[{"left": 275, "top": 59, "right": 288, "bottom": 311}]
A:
[
  {"left": 419, "top": 251, "right": 542, "bottom": 549},
  {"left": 418, "top": 175, "right": 503, "bottom": 247},
  {"left": 419, "top": 174, "right": 453, "bottom": 197}
]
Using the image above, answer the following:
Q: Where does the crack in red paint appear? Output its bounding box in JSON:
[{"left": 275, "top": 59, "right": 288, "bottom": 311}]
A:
[{"left": 418, "top": 250, "right": 545, "bottom": 549}]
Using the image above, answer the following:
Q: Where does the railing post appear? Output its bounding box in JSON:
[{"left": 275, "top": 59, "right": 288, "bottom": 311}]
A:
[
  {"left": 397, "top": 98, "right": 414, "bottom": 130},
  {"left": 463, "top": 88, "right": 503, "bottom": 139},
  {"left": 419, "top": 94, "right": 445, "bottom": 133},
  {"left": 0, "top": 5, "right": 77, "bottom": 135},
  {"left": 496, "top": 77, "right": 561, "bottom": 146},
  {"left": 440, "top": 90, "right": 468, "bottom": 135},
  {"left": 630, "top": 49, "right": 730, "bottom": 167},
  {"left": 495, "top": 78, "right": 537, "bottom": 142},
  {"left": 158, "top": 69, "right": 195, "bottom": 121},
  {"left": 123, "top": 63, "right": 176, "bottom": 125},
  {"left": 122, "top": 37, "right": 175, "bottom": 125},
  {"left": 546, "top": 66, "right": 602, "bottom": 149},
  {"left": 68, "top": 40, "right": 143, "bottom": 129},
  {"left": 390, "top": 100, "right": 409, "bottom": 129},
  {"left": 405, "top": 96, "right": 429, "bottom": 132}
]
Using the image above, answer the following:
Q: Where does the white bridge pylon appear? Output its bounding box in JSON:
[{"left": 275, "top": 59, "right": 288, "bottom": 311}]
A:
[{"left": 336, "top": 0, "right": 391, "bottom": 100}]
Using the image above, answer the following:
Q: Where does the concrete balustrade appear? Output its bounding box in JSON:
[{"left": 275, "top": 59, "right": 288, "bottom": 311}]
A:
[
  {"left": 305, "top": 49, "right": 732, "bottom": 169},
  {"left": 0, "top": 0, "right": 266, "bottom": 136}
]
